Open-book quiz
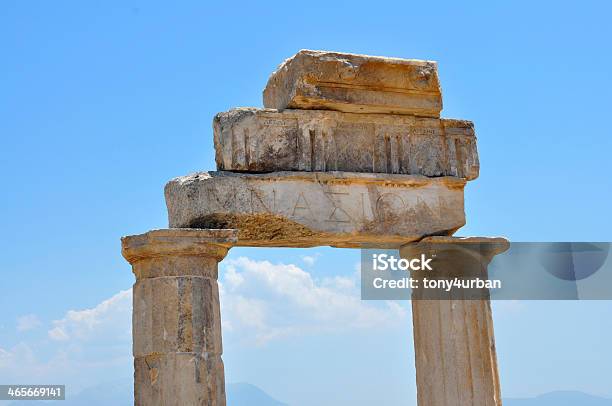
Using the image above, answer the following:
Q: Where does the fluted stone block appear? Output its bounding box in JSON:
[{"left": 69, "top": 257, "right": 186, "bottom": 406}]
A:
[
  {"left": 165, "top": 171, "right": 466, "bottom": 248},
  {"left": 134, "top": 353, "right": 225, "bottom": 406},
  {"left": 132, "top": 275, "right": 222, "bottom": 357},
  {"left": 263, "top": 50, "right": 442, "bottom": 117},
  {"left": 214, "top": 108, "right": 478, "bottom": 179},
  {"left": 122, "top": 229, "right": 237, "bottom": 406}
]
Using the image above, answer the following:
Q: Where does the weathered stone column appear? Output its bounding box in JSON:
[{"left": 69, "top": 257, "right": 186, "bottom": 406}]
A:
[
  {"left": 121, "top": 228, "right": 237, "bottom": 406},
  {"left": 400, "top": 237, "right": 509, "bottom": 406}
]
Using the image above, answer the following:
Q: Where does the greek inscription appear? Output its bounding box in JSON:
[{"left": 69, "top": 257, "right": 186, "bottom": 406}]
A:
[
  {"left": 324, "top": 191, "right": 352, "bottom": 223},
  {"left": 412, "top": 127, "right": 436, "bottom": 136},
  {"left": 376, "top": 193, "right": 406, "bottom": 221},
  {"left": 249, "top": 188, "right": 274, "bottom": 214},
  {"left": 291, "top": 192, "right": 313, "bottom": 219},
  {"left": 261, "top": 118, "right": 297, "bottom": 127}
]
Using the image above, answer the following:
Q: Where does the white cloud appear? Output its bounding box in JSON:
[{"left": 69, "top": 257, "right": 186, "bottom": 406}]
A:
[
  {"left": 0, "top": 342, "right": 36, "bottom": 370},
  {"left": 0, "top": 257, "right": 407, "bottom": 392},
  {"left": 301, "top": 254, "right": 319, "bottom": 266},
  {"left": 48, "top": 289, "right": 131, "bottom": 342},
  {"left": 16, "top": 314, "right": 41, "bottom": 332},
  {"left": 220, "top": 257, "right": 407, "bottom": 345},
  {"left": 1, "top": 290, "right": 133, "bottom": 393},
  {"left": 48, "top": 326, "right": 70, "bottom": 341}
]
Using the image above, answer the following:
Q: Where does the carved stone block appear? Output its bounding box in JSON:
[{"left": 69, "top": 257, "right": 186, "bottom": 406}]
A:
[
  {"left": 263, "top": 50, "right": 442, "bottom": 117},
  {"left": 214, "top": 108, "right": 478, "bottom": 179},
  {"left": 165, "top": 171, "right": 466, "bottom": 248}
]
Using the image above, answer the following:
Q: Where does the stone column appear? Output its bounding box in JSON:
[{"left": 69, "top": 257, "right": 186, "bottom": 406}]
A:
[
  {"left": 121, "top": 228, "right": 237, "bottom": 406},
  {"left": 400, "top": 237, "right": 509, "bottom": 406}
]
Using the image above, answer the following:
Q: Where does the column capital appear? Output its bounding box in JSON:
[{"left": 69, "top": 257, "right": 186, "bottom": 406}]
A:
[
  {"left": 401, "top": 236, "right": 509, "bottom": 265},
  {"left": 401, "top": 236, "right": 509, "bottom": 301},
  {"left": 121, "top": 228, "right": 238, "bottom": 264}
]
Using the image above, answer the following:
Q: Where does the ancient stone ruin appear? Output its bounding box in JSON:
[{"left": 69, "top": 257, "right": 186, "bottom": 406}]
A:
[{"left": 122, "top": 50, "right": 508, "bottom": 406}]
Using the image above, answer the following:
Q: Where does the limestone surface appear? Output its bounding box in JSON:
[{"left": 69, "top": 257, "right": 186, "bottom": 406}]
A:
[
  {"left": 165, "top": 171, "right": 466, "bottom": 248},
  {"left": 263, "top": 50, "right": 442, "bottom": 117},
  {"left": 214, "top": 108, "right": 478, "bottom": 179},
  {"left": 134, "top": 353, "right": 225, "bottom": 406}
]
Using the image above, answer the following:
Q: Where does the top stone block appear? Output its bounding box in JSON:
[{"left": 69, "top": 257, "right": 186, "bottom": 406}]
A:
[{"left": 263, "top": 50, "right": 442, "bottom": 117}]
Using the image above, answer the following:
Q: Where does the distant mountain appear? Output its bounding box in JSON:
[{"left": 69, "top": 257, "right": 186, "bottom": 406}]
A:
[
  {"left": 8, "top": 381, "right": 287, "bottom": 406},
  {"left": 505, "top": 391, "right": 612, "bottom": 406},
  {"left": 227, "top": 382, "right": 288, "bottom": 406}
]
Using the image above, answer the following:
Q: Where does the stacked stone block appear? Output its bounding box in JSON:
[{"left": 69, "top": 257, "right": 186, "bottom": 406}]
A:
[{"left": 165, "top": 49, "right": 481, "bottom": 248}]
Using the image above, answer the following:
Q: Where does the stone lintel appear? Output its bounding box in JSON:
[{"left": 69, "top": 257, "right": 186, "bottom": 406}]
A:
[
  {"left": 165, "top": 171, "right": 466, "bottom": 248},
  {"left": 121, "top": 228, "right": 238, "bottom": 265},
  {"left": 263, "top": 49, "right": 442, "bottom": 117},
  {"left": 214, "top": 108, "right": 478, "bottom": 179}
]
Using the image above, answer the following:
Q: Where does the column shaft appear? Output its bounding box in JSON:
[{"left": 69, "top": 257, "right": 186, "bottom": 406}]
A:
[{"left": 412, "top": 299, "right": 501, "bottom": 406}]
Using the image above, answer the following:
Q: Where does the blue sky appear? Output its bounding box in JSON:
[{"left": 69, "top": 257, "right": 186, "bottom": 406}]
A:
[{"left": 1, "top": 1, "right": 611, "bottom": 405}]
